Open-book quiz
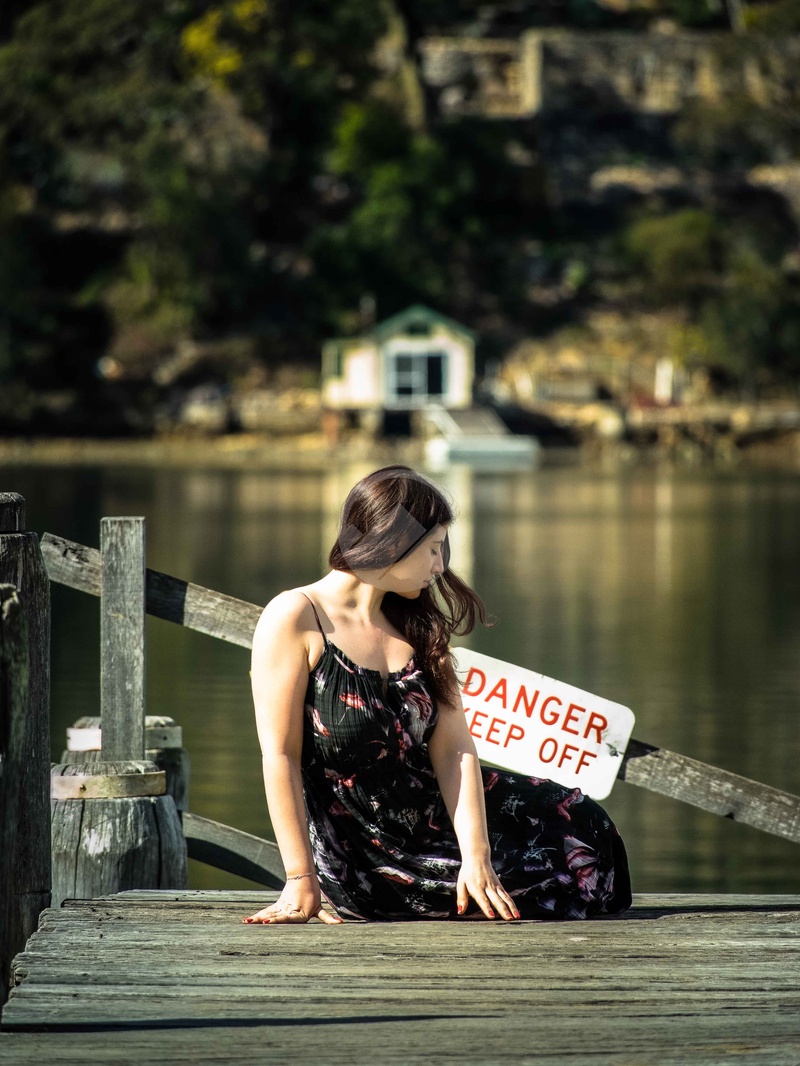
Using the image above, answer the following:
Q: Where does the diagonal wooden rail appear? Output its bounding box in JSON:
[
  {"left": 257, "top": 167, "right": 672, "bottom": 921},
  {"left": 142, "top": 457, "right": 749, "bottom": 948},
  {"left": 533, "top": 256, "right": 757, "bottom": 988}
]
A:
[{"left": 41, "top": 532, "right": 800, "bottom": 847}]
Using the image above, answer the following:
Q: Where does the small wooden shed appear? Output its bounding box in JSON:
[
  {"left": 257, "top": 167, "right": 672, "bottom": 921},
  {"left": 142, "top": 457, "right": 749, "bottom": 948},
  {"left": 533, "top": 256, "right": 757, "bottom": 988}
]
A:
[{"left": 321, "top": 305, "right": 475, "bottom": 433}]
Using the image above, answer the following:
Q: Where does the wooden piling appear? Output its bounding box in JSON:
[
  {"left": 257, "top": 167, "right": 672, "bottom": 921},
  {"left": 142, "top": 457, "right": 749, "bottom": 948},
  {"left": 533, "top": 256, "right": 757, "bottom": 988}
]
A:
[
  {"left": 50, "top": 763, "right": 187, "bottom": 906},
  {"left": 0, "top": 494, "right": 51, "bottom": 1007}
]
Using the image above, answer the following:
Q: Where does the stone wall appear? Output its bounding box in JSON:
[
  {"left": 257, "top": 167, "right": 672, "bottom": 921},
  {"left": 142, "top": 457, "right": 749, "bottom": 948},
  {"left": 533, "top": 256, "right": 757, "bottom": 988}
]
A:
[
  {"left": 418, "top": 38, "right": 521, "bottom": 118},
  {"left": 523, "top": 30, "right": 800, "bottom": 115},
  {"left": 418, "top": 30, "right": 800, "bottom": 199},
  {"left": 419, "top": 30, "right": 800, "bottom": 120}
]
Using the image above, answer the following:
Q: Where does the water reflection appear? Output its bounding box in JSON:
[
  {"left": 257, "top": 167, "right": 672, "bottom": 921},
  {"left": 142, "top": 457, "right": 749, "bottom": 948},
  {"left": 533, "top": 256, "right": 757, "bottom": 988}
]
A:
[{"left": 2, "top": 459, "right": 799, "bottom": 893}]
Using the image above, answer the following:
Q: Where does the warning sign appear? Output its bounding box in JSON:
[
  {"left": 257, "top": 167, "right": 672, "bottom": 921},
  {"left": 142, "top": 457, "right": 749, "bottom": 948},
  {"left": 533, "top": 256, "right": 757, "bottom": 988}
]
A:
[{"left": 452, "top": 647, "right": 635, "bottom": 800}]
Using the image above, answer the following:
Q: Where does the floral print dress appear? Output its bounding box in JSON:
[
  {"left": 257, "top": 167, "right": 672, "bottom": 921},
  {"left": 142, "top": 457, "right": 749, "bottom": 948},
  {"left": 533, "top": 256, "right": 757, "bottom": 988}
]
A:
[{"left": 301, "top": 613, "right": 632, "bottom": 922}]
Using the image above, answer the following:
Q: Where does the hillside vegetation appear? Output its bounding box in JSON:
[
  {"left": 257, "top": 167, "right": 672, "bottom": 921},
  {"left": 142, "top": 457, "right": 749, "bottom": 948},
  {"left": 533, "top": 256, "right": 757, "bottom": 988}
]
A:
[{"left": 1, "top": 0, "right": 799, "bottom": 433}]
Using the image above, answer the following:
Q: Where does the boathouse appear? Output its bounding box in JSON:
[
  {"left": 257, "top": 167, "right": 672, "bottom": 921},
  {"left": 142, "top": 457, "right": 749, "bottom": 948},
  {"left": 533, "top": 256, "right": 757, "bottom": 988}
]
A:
[{"left": 321, "top": 304, "right": 475, "bottom": 435}]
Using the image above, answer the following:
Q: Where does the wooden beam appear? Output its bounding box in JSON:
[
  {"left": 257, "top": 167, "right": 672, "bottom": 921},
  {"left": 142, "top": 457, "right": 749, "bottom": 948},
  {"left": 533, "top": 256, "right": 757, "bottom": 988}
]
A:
[
  {"left": 183, "top": 812, "right": 285, "bottom": 889},
  {"left": 100, "top": 518, "right": 146, "bottom": 761},
  {"left": 619, "top": 739, "right": 800, "bottom": 844},
  {"left": 41, "top": 533, "right": 261, "bottom": 649}
]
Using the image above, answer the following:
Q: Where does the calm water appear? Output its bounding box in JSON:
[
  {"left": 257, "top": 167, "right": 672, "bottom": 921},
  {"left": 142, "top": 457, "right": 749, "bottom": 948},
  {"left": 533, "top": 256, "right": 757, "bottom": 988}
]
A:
[{"left": 4, "top": 458, "right": 800, "bottom": 894}]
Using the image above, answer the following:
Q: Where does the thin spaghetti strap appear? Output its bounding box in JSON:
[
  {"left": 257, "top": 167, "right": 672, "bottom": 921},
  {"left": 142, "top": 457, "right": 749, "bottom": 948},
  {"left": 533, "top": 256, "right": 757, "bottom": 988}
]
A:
[{"left": 300, "top": 592, "right": 328, "bottom": 644}]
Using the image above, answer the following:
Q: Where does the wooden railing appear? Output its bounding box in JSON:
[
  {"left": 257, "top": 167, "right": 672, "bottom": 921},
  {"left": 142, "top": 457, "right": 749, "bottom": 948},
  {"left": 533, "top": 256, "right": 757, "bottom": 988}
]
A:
[{"left": 40, "top": 529, "right": 800, "bottom": 848}]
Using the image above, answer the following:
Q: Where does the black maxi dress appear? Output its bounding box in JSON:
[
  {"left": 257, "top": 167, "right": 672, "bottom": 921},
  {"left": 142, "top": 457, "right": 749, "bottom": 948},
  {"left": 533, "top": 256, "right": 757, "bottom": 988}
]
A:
[{"left": 300, "top": 609, "right": 632, "bottom": 922}]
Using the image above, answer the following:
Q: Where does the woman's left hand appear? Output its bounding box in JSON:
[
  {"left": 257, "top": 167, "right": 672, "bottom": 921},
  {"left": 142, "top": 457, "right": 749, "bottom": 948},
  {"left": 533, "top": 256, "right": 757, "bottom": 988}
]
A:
[{"left": 457, "top": 853, "right": 520, "bottom": 921}]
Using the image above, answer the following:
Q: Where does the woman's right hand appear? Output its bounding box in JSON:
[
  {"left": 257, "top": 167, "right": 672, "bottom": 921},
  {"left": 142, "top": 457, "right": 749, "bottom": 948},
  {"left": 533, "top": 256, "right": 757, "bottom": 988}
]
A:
[
  {"left": 249, "top": 596, "right": 343, "bottom": 927},
  {"left": 243, "top": 879, "right": 343, "bottom": 925}
]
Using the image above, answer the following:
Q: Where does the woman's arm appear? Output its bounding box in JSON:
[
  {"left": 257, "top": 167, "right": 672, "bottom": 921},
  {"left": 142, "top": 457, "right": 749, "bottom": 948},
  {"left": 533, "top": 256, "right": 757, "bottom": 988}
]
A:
[
  {"left": 244, "top": 592, "right": 342, "bottom": 925},
  {"left": 428, "top": 688, "right": 519, "bottom": 921}
]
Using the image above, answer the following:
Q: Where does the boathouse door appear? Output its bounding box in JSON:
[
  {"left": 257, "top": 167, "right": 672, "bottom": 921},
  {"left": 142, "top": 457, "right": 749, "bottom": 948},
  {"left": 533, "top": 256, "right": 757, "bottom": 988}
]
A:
[{"left": 386, "top": 351, "right": 447, "bottom": 408}]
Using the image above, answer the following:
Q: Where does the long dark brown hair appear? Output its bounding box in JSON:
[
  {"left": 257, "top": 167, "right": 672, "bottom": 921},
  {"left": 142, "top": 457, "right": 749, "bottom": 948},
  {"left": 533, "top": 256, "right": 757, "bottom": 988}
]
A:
[{"left": 328, "top": 465, "right": 489, "bottom": 704}]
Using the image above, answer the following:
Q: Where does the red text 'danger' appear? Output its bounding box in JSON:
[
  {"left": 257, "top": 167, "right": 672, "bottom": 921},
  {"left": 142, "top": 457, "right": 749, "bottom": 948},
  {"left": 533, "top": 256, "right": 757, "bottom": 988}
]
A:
[{"left": 461, "top": 667, "right": 608, "bottom": 744}]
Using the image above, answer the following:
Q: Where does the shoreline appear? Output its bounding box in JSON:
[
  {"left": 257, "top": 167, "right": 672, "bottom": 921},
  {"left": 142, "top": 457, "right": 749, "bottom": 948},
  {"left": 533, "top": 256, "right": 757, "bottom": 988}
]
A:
[{"left": 1, "top": 430, "right": 799, "bottom": 471}]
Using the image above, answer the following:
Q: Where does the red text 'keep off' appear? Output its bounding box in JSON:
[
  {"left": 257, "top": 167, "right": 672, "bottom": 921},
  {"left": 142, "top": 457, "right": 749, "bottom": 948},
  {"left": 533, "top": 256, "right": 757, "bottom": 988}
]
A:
[{"left": 452, "top": 648, "right": 635, "bottom": 800}]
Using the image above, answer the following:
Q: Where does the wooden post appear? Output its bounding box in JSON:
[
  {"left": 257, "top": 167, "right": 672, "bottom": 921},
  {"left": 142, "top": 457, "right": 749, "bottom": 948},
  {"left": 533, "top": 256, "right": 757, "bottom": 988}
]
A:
[
  {"left": 50, "top": 515, "right": 186, "bottom": 905},
  {"left": 1, "top": 584, "right": 26, "bottom": 1008},
  {"left": 100, "top": 517, "right": 145, "bottom": 761},
  {"left": 0, "top": 494, "right": 51, "bottom": 1007}
]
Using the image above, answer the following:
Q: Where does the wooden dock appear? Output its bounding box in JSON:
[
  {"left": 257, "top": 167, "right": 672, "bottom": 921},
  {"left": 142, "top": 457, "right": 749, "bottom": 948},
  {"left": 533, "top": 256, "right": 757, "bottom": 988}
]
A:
[
  {"left": 2, "top": 891, "right": 800, "bottom": 1065},
  {"left": 4, "top": 498, "right": 800, "bottom": 1065}
]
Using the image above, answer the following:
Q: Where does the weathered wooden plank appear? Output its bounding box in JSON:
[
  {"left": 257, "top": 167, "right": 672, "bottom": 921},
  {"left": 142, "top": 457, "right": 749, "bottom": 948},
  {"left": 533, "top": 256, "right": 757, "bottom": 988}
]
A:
[
  {"left": 103, "top": 889, "right": 800, "bottom": 907},
  {"left": 0, "top": 1036, "right": 796, "bottom": 1066},
  {"left": 12, "top": 931, "right": 799, "bottom": 966},
  {"left": 182, "top": 813, "right": 285, "bottom": 888},
  {"left": 94, "top": 889, "right": 800, "bottom": 910},
  {"left": 2, "top": 1024, "right": 798, "bottom": 1066},
  {"left": 80, "top": 889, "right": 278, "bottom": 903},
  {"left": 7, "top": 963, "right": 799, "bottom": 999},
  {"left": 10, "top": 973, "right": 795, "bottom": 1004},
  {"left": 13, "top": 940, "right": 795, "bottom": 974},
  {"left": 12, "top": 892, "right": 800, "bottom": 944},
  {"left": 41, "top": 533, "right": 261, "bottom": 649},
  {"left": 619, "top": 739, "right": 800, "bottom": 843},
  {"left": 12, "top": 941, "right": 798, "bottom": 972},
  {"left": 6, "top": 987, "right": 796, "bottom": 1020},
  {"left": 0, "top": 495, "right": 51, "bottom": 1009},
  {"left": 4, "top": 997, "right": 798, "bottom": 1032},
  {"left": 100, "top": 518, "right": 145, "bottom": 761}
]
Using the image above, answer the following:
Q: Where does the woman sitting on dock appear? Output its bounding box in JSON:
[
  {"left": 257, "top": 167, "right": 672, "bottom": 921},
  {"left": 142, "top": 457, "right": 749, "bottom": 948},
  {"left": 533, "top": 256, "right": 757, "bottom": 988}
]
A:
[{"left": 244, "top": 466, "right": 631, "bottom": 925}]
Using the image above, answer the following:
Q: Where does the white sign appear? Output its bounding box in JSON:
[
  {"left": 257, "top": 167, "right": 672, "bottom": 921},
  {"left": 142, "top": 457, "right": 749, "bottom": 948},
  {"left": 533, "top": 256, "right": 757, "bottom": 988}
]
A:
[{"left": 452, "top": 647, "right": 635, "bottom": 800}]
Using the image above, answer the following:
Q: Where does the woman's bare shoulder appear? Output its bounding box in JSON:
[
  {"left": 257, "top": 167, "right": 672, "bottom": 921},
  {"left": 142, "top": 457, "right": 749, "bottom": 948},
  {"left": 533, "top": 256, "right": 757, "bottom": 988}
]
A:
[{"left": 254, "top": 588, "right": 317, "bottom": 642}]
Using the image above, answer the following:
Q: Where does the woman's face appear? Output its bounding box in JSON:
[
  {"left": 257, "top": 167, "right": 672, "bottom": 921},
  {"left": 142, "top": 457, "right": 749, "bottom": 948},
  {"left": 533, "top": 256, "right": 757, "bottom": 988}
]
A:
[{"left": 363, "top": 525, "right": 448, "bottom": 598}]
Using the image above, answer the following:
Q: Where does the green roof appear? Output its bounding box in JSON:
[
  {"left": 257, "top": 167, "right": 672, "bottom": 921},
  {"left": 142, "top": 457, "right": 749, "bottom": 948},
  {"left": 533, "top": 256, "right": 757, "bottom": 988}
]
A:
[{"left": 371, "top": 304, "right": 476, "bottom": 342}]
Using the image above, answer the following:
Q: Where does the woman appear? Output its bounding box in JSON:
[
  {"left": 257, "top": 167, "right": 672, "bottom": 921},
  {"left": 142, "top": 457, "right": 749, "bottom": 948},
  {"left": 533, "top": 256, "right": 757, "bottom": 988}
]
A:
[{"left": 244, "top": 466, "right": 631, "bottom": 925}]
